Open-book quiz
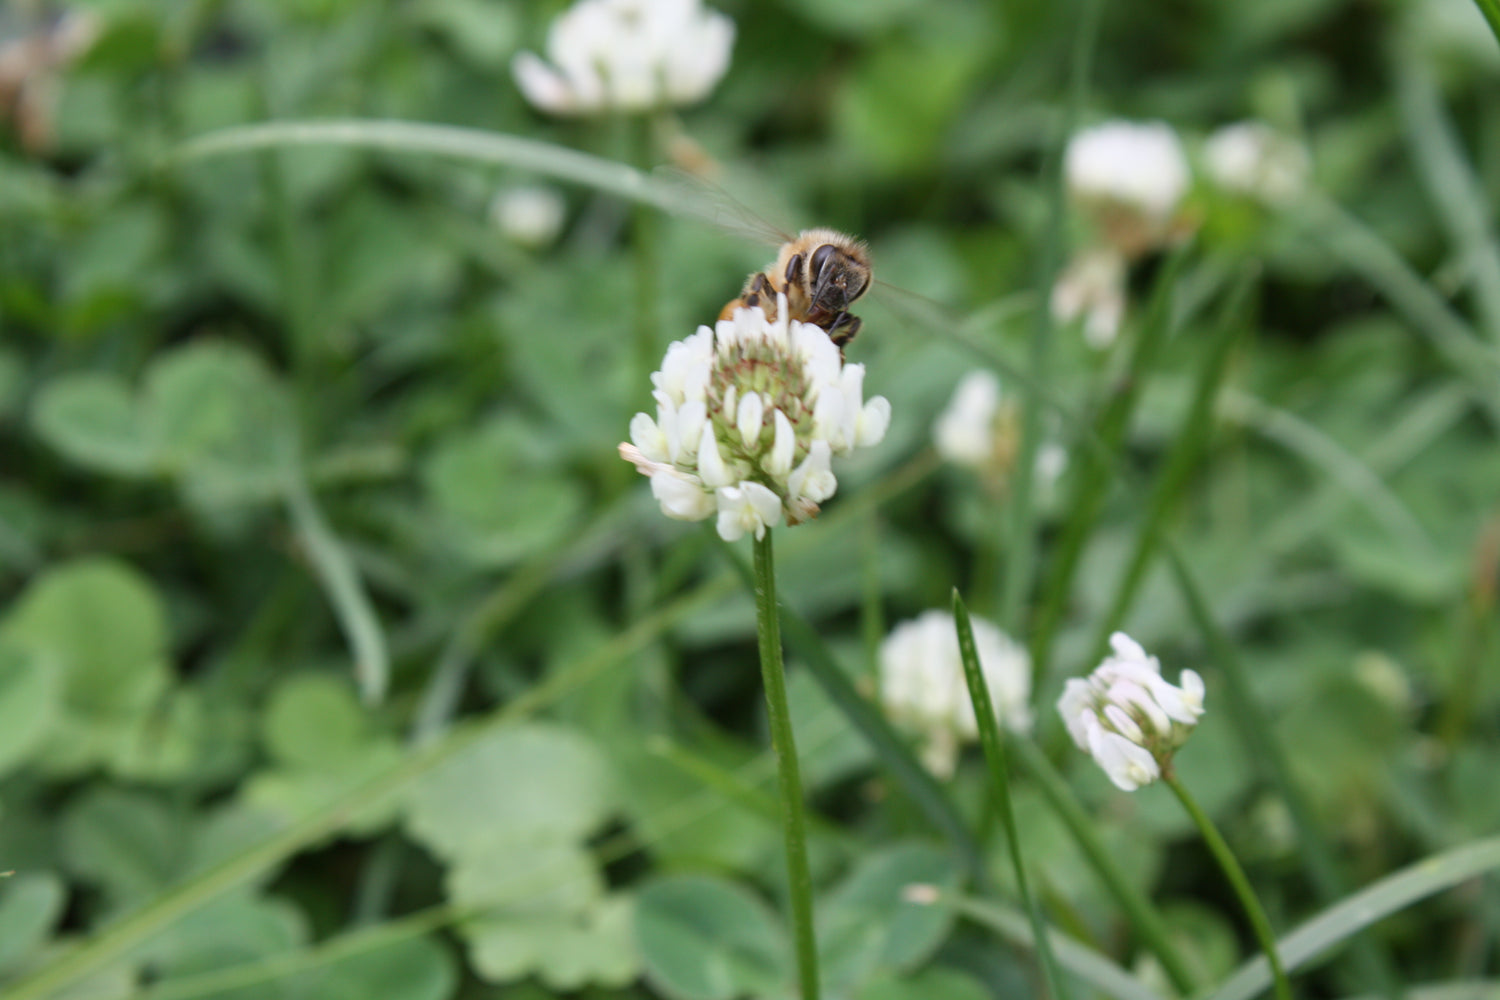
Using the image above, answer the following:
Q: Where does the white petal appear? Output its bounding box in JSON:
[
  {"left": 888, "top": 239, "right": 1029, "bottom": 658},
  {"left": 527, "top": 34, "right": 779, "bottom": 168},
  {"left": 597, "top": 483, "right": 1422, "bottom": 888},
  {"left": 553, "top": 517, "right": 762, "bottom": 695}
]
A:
[
  {"left": 697, "top": 423, "right": 731, "bottom": 488},
  {"left": 512, "top": 52, "right": 579, "bottom": 115},
  {"left": 629, "top": 412, "right": 669, "bottom": 463},
  {"left": 857, "top": 395, "right": 891, "bottom": 447},
  {"left": 650, "top": 468, "right": 714, "bottom": 521},
  {"left": 714, "top": 482, "right": 782, "bottom": 542},
  {"left": 737, "top": 391, "right": 765, "bottom": 448},
  {"left": 788, "top": 440, "right": 836, "bottom": 504},
  {"left": 1056, "top": 679, "right": 1096, "bottom": 750},
  {"left": 1087, "top": 722, "right": 1160, "bottom": 791},
  {"left": 766, "top": 408, "right": 796, "bottom": 477}
]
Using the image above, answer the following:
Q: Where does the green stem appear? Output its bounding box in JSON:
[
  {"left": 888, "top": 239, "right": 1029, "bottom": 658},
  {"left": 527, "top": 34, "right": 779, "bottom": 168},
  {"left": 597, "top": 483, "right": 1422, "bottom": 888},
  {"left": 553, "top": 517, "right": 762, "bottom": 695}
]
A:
[
  {"left": 1471, "top": 0, "right": 1500, "bottom": 47},
  {"left": 1165, "top": 772, "right": 1293, "bottom": 1000},
  {"left": 1009, "top": 737, "right": 1199, "bottom": 995},
  {"left": 752, "top": 530, "right": 821, "bottom": 1000},
  {"left": 953, "top": 591, "right": 1068, "bottom": 1000}
]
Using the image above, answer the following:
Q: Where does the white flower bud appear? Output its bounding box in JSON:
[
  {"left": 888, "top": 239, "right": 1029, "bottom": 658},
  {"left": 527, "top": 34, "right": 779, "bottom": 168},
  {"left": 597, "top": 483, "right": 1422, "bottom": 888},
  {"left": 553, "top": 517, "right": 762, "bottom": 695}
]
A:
[{"left": 737, "top": 391, "right": 764, "bottom": 448}]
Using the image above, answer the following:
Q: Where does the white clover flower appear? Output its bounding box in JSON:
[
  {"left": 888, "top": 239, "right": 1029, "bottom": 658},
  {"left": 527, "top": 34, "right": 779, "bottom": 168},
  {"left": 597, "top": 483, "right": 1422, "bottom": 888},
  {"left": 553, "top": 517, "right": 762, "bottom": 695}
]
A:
[
  {"left": 489, "top": 185, "right": 567, "bottom": 247},
  {"left": 932, "top": 371, "right": 1069, "bottom": 494},
  {"left": 1057, "top": 632, "right": 1204, "bottom": 791},
  {"left": 1051, "top": 247, "right": 1128, "bottom": 349},
  {"left": 1065, "top": 120, "right": 1191, "bottom": 257},
  {"left": 621, "top": 293, "right": 890, "bottom": 541},
  {"left": 879, "top": 610, "right": 1032, "bottom": 778},
  {"left": 512, "top": 0, "right": 734, "bottom": 117},
  {"left": 1204, "top": 122, "right": 1310, "bottom": 207}
]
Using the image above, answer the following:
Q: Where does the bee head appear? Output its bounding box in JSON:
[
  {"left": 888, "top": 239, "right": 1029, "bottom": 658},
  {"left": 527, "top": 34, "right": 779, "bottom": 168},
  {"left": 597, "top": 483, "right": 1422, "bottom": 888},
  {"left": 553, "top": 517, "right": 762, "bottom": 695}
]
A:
[{"left": 810, "top": 243, "right": 870, "bottom": 310}]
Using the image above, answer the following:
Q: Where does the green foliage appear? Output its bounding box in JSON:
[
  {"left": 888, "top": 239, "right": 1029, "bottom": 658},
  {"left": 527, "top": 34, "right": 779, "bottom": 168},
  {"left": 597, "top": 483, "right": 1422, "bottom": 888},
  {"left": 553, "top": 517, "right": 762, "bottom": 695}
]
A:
[{"left": 3, "top": 0, "right": 1499, "bottom": 998}]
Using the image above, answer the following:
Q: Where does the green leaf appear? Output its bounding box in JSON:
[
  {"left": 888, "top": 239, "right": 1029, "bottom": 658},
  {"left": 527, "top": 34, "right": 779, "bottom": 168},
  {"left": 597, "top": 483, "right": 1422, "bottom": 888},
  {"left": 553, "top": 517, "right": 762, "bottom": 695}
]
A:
[
  {"left": 262, "top": 674, "right": 375, "bottom": 768},
  {"left": 30, "top": 372, "right": 157, "bottom": 476},
  {"left": 856, "top": 967, "right": 991, "bottom": 1000},
  {"left": 0, "top": 641, "right": 60, "bottom": 777},
  {"left": 60, "top": 788, "right": 188, "bottom": 909},
  {"left": 403, "top": 723, "right": 615, "bottom": 861},
  {"left": 133, "top": 890, "right": 308, "bottom": 980},
  {"left": 2, "top": 558, "right": 170, "bottom": 720},
  {"left": 818, "top": 843, "right": 961, "bottom": 991},
  {"left": 421, "top": 417, "right": 586, "bottom": 568},
  {"left": 0, "top": 872, "right": 67, "bottom": 976},
  {"left": 635, "top": 875, "right": 791, "bottom": 1000},
  {"left": 143, "top": 340, "right": 294, "bottom": 503}
]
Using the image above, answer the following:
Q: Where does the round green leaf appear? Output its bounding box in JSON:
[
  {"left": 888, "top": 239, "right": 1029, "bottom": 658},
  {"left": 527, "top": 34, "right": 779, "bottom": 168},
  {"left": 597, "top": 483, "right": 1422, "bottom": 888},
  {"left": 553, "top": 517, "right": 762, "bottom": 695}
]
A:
[
  {"left": 143, "top": 340, "right": 294, "bottom": 502},
  {"left": 635, "top": 875, "right": 790, "bottom": 1000},
  {"left": 263, "top": 674, "right": 373, "bottom": 768},
  {"left": 3, "top": 558, "right": 170, "bottom": 719},
  {"left": 818, "top": 842, "right": 961, "bottom": 990},
  {"left": 31, "top": 372, "right": 156, "bottom": 476},
  {"left": 0, "top": 641, "right": 60, "bottom": 777},
  {"left": 0, "top": 871, "right": 67, "bottom": 976},
  {"left": 403, "top": 723, "right": 614, "bottom": 860},
  {"left": 60, "top": 788, "right": 187, "bottom": 907}
]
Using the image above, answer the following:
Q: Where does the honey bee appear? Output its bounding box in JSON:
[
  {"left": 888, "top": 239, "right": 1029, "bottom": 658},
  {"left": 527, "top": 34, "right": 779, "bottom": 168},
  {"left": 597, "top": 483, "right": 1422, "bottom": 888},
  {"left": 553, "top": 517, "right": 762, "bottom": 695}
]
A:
[{"left": 718, "top": 228, "right": 873, "bottom": 351}]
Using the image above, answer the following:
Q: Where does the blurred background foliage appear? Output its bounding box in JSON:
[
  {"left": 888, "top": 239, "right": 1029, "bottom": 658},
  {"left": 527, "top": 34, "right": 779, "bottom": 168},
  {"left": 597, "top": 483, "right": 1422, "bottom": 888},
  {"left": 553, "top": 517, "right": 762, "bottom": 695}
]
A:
[{"left": 1, "top": 0, "right": 1499, "bottom": 997}]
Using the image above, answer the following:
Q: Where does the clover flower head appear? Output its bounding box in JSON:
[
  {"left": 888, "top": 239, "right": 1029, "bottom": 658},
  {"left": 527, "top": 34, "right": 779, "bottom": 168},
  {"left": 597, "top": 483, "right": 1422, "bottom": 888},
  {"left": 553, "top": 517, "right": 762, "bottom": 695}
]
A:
[
  {"left": 879, "top": 610, "right": 1032, "bottom": 777},
  {"left": 512, "top": 0, "right": 734, "bottom": 117},
  {"left": 1204, "top": 121, "right": 1310, "bottom": 207},
  {"left": 622, "top": 294, "right": 890, "bottom": 541},
  {"left": 1065, "top": 120, "right": 1191, "bottom": 257},
  {"left": 1056, "top": 632, "right": 1204, "bottom": 791},
  {"left": 1050, "top": 247, "right": 1128, "bottom": 349},
  {"left": 932, "top": 371, "right": 1069, "bottom": 494}
]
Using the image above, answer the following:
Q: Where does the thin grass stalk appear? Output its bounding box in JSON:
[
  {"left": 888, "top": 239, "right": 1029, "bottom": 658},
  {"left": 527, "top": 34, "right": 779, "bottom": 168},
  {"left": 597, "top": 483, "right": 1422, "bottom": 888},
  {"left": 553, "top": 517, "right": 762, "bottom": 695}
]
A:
[
  {"left": 1029, "top": 248, "right": 1190, "bottom": 684},
  {"left": 751, "top": 530, "right": 821, "bottom": 1000},
  {"left": 1164, "top": 542, "right": 1405, "bottom": 998},
  {"left": 1008, "top": 737, "right": 1199, "bottom": 995},
  {"left": 1164, "top": 773, "right": 1293, "bottom": 1000},
  {"left": 1087, "top": 271, "right": 1252, "bottom": 662},
  {"left": 953, "top": 590, "right": 1068, "bottom": 1000},
  {"left": 710, "top": 530, "right": 988, "bottom": 884},
  {"left": 1468, "top": 0, "right": 1500, "bottom": 56},
  {"left": 1000, "top": 0, "right": 1106, "bottom": 633}
]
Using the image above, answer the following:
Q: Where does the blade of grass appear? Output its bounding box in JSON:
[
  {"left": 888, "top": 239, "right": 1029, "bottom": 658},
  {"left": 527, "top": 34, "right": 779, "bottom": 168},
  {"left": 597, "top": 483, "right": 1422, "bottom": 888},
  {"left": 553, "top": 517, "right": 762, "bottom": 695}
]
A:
[
  {"left": 1008, "top": 737, "right": 1200, "bottom": 995},
  {"left": 284, "top": 474, "right": 389, "bottom": 705},
  {"left": 1219, "top": 388, "right": 1432, "bottom": 555},
  {"left": 709, "top": 532, "right": 987, "bottom": 884},
  {"left": 954, "top": 590, "right": 1067, "bottom": 1000},
  {"left": 1298, "top": 194, "right": 1500, "bottom": 425},
  {"left": 1029, "top": 248, "right": 1191, "bottom": 685},
  {"left": 1473, "top": 0, "right": 1500, "bottom": 42},
  {"left": 2, "top": 571, "right": 736, "bottom": 1000},
  {"left": 1086, "top": 271, "right": 1254, "bottom": 662},
  {"left": 1001, "top": 0, "right": 1106, "bottom": 635},
  {"left": 946, "top": 893, "right": 1164, "bottom": 1000},
  {"left": 1165, "top": 541, "right": 1405, "bottom": 998},
  {"left": 1396, "top": 57, "right": 1500, "bottom": 344},
  {"left": 1207, "top": 836, "right": 1500, "bottom": 1000}
]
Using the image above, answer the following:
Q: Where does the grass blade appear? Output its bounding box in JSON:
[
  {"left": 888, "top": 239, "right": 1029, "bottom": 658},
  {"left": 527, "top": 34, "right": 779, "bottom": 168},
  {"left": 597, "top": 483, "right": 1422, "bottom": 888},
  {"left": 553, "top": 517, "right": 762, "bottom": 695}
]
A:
[
  {"left": 954, "top": 589, "right": 1068, "bottom": 999},
  {"left": 1087, "top": 271, "right": 1253, "bottom": 661},
  {"left": 947, "top": 894, "right": 1164, "bottom": 1000},
  {"left": 1474, "top": 0, "right": 1500, "bottom": 42},
  {"left": 284, "top": 474, "right": 389, "bottom": 705},
  {"left": 1207, "top": 837, "right": 1500, "bottom": 1000}
]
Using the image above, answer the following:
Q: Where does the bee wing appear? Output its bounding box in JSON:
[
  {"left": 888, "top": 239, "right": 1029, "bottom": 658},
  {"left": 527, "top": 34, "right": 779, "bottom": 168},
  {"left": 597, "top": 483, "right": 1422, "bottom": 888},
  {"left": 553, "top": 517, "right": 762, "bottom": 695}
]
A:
[{"left": 651, "top": 166, "right": 797, "bottom": 249}]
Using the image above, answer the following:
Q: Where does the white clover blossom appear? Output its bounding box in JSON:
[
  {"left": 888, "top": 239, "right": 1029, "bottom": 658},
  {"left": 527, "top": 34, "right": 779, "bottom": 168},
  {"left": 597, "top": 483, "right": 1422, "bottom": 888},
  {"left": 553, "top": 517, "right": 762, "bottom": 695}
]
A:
[
  {"left": 1057, "top": 632, "right": 1204, "bottom": 791},
  {"left": 621, "top": 294, "right": 890, "bottom": 541},
  {"left": 932, "top": 371, "right": 1069, "bottom": 494},
  {"left": 489, "top": 185, "right": 567, "bottom": 247},
  {"left": 879, "top": 610, "right": 1032, "bottom": 778},
  {"left": 1204, "top": 122, "right": 1310, "bottom": 206},
  {"left": 1065, "top": 120, "right": 1191, "bottom": 257},
  {"left": 1050, "top": 247, "right": 1128, "bottom": 349},
  {"left": 512, "top": 0, "right": 734, "bottom": 117}
]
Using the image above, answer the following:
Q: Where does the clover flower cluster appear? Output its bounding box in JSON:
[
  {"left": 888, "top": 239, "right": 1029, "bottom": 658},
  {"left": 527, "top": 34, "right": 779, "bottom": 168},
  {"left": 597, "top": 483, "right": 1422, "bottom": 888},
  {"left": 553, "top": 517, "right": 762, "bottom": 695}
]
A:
[
  {"left": 1204, "top": 121, "right": 1310, "bottom": 206},
  {"left": 1057, "top": 632, "right": 1205, "bottom": 791},
  {"left": 621, "top": 295, "right": 890, "bottom": 542},
  {"left": 879, "top": 610, "right": 1032, "bottom": 778},
  {"left": 512, "top": 0, "right": 734, "bottom": 117},
  {"left": 933, "top": 370, "right": 1067, "bottom": 492}
]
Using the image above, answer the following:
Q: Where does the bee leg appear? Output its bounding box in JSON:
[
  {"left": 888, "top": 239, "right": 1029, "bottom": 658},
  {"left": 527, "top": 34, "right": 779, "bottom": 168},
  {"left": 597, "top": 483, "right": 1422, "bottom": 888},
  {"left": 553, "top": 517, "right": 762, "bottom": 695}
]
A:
[
  {"left": 828, "top": 311, "right": 861, "bottom": 347},
  {"left": 783, "top": 253, "right": 805, "bottom": 287},
  {"left": 744, "top": 272, "right": 779, "bottom": 317}
]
